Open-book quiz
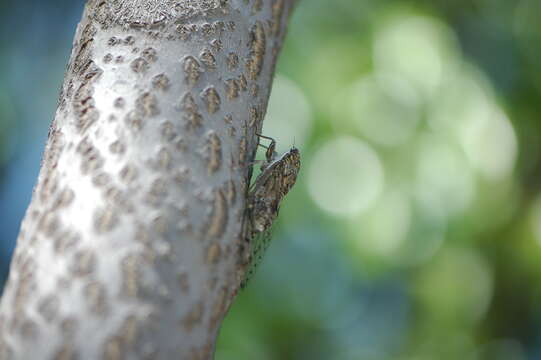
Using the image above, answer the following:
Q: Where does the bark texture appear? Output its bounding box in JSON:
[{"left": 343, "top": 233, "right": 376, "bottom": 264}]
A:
[{"left": 0, "top": 0, "right": 295, "bottom": 358}]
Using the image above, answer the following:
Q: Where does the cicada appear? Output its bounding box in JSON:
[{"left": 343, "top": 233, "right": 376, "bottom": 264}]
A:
[{"left": 240, "top": 134, "right": 301, "bottom": 288}]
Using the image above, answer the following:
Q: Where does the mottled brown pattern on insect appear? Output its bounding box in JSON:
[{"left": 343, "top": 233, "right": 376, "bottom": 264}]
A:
[
  {"left": 241, "top": 136, "right": 301, "bottom": 288},
  {"left": 248, "top": 147, "right": 300, "bottom": 236}
]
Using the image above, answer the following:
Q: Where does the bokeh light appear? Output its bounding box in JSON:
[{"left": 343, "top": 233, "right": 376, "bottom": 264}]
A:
[
  {"left": 373, "top": 13, "right": 459, "bottom": 101},
  {"left": 415, "top": 133, "right": 475, "bottom": 217},
  {"left": 428, "top": 66, "right": 518, "bottom": 182},
  {"left": 308, "top": 136, "right": 384, "bottom": 216},
  {"left": 415, "top": 247, "right": 493, "bottom": 326},
  {"left": 263, "top": 75, "right": 313, "bottom": 152},
  {"left": 352, "top": 188, "right": 412, "bottom": 258},
  {"left": 347, "top": 74, "right": 420, "bottom": 147}
]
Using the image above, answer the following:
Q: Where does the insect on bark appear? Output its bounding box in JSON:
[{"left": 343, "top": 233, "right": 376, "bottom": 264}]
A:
[{"left": 240, "top": 134, "right": 301, "bottom": 288}]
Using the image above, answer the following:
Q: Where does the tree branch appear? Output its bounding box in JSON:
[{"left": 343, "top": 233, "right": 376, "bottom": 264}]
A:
[{"left": 0, "top": 0, "right": 296, "bottom": 358}]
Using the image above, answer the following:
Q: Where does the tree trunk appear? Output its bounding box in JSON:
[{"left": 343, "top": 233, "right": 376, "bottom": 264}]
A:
[{"left": 0, "top": 0, "right": 296, "bottom": 358}]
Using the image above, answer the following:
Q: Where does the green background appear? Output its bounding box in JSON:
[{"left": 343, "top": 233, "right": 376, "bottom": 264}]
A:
[{"left": 1, "top": 1, "right": 541, "bottom": 359}]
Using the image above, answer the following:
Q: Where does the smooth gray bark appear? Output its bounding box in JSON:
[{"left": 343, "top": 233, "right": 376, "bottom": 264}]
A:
[{"left": 0, "top": 0, "right": 295, "bottom": 358}]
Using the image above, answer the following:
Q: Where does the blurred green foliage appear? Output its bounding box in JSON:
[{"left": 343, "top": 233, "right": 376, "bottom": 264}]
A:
[
  {"left": 216, "top": 0, "right": 541, "bottom": 359},
  {"left": 1, "top": 0, "right": 541, "bottom": 359}
]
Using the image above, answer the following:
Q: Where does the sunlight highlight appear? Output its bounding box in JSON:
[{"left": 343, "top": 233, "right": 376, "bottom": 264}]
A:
[
  {"left": 373, "top": 14, "right": 458, "bottom": 100},
  {"left": 308, "top": 136, "right": 384, "bottom": 216}
]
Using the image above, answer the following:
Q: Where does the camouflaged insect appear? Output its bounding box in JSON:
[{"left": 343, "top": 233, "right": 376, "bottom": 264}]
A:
[{"left": 240, "top": 134, "right": 301, "bottom": 288}]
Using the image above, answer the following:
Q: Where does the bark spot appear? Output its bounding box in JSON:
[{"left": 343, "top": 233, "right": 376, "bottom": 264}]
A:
[
  {"left": 53, "top": 230, "right": 81, "bottom": 255},
  {"left": 181, "top": 301, "right": 203, "bottom": 332},
  {"left": 152, "top": 216, "right": 169, "bottom": 235},
  {"left": 205, "top": 132, "right": 222, "bottom": 175},
  {"left": 125, "top": 110, "right": 144, "bottom": 131},
  {"left": 160, "top": 121, "right": 176, "bottom": 141},
  {"left": 52, "top": 188, "right": 75, "bottom": 209},
  {"left": 226, "top": 52, "right": 239, "bottom": 70},
  {"left": 201, "top": 86, "right": 221, "bottom": 114},
  {"left": 157, "top": 147, "right": 171, "bottom": 170},
  {"left": 136, "top": 92, "right": 160, "bottom": 117},
  {"left": 38, "top": 212, "right": 60, "bottom": 238},
  {"left": 141, "top": 47, "right": 158, "bottom": 62},
  {"left": 84, "top": 281, "right": 108, "bottom": 315},
  {"left": 130, "top": 57, "right": 149, "bottom": 73},
  {"left": 73, "top": 64, "right": 102, "bottom": 134},
  {"left": 206, "top": 189, "right": 228, "bottom": 238},
  {"left": 76, "top": 137, "right": 104, "bottom": 175},
  {"left": 176, "top": 24, "right": 196, "bottom": 40},
  {"left": 38, "top": 295, "right": 60, "bottom": 323},
  {"left": 249, "top": 106, "right": 260, "bottom": 127},
  {"left": 225, "top": 79, "right": 240, "bottom": 100},
  {"left": 182, "top": 56, "right": 201, "bottom": 86},
  {"left": 239, "top": 136, "right": 247, "bottom": 167},
  {"left": 93, "top": 172, "right": 112, "bottom": 187},
  {"left": 226, "top": 180, "right": 236, "bottom": 205},
  {"left": 250, "top": 83, "right": 259, "bottom": 97},
  {"left": 119, "top": 164, "right": 138, "bottom": 184},
  {"left": 199, "top": 48, "right": 216, "bottom": 70},
  {"left": 71, "top": 249, "right": 96, "bottom": 277},
  {"left": 94, "top": 206, "right": 118, "bottom": 234},
  {"left": 152, "top": 73, "right": 170, "bottom": 91},
  {"left": 103, "top": 336, "right": 122, "bottom": 360},
  {"left": 247, "top": 21, "right": 266, "bottom": 80},
  {"left": 53, "top": 344, "right": 77, "bottom": 360},
  {"left": 205, "top": 243, "right": 222, "bottom": 264},
  {"left": 114, "top": 97, "right": 126, "bottom": 108},
  {"left": 238, "top": 74, "right": 247, "bottom": 91},
  {"left": 146, "top": 178, "right": 168, "bottom": 206},
  {"left": 252, "top": 0, "right": 263, "bottom": 13},
  {"left": 210, "top": 39, "right": 223, "bottom": 52},
  {"left": 180, "top": 93, "right": 203, "bottom": 130},
  {"left": 121, "top": 254, "right": 142, "bottom": 298},
  {"left": 272, "top": 0, "right": 286, "bottom": 36},
  {"left": 109, "top": 140, "right": 126, "bottom": 155}
]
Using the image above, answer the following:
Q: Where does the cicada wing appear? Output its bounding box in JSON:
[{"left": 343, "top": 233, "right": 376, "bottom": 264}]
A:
[{"left": 240, "top": 227, "right": 274, "bottom": 289}]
